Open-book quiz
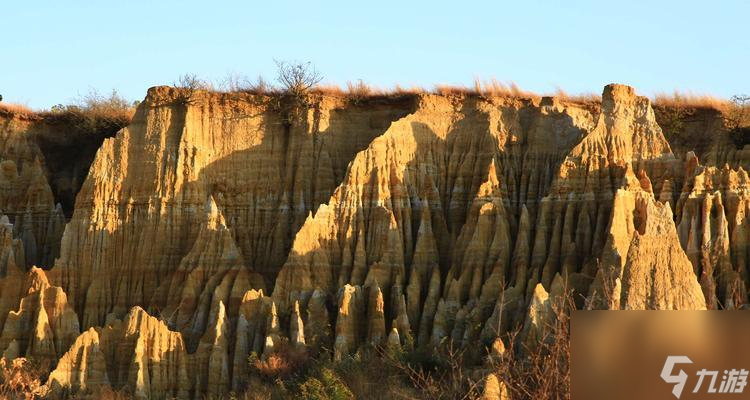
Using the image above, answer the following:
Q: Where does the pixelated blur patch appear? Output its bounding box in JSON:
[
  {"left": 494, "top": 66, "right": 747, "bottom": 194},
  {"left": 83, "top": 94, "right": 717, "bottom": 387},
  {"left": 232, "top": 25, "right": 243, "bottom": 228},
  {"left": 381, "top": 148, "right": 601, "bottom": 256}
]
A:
[{"left": 572, "top": 311, "right": 750, "bottom": 399}]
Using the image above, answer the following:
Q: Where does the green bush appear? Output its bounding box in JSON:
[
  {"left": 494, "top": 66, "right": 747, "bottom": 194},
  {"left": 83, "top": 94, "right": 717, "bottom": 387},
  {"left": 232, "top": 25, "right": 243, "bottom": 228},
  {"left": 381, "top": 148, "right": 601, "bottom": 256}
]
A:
[{"left": 296, "top": 368, "right": 354, "bottom": 400}]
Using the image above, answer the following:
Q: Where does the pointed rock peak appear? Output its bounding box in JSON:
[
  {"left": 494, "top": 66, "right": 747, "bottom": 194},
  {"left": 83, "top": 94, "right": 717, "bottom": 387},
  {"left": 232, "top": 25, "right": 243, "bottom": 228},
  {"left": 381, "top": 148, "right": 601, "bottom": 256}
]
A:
[
  {"left": 685, "top": 151, "right": 700, "bottom": 171},
  {"left": 622, "top": 164, "right": 641, "bottom": 190},
  {"left": 486, "top": 158, "right": 499, "bottom": 183},
  {"left": 519, "top": 205, "right": 530, "bottom": 225},
  {"left": 370, "top": 283, "right": 384, "bottom": 305},
  {"left": 633, "top": 198, "right": 675, "bottom": 237},
  {"left": 263, "top": 335, "right": 276, "bottom": 356},
  {"left": 490, "top": 337, "right": 506, "bottom": 359},
  {"left": 340, "top": 284, "right": 358, "bottom": 300},
  {"left": 25, "top": 267, "right": 50, "bottom": 294},
  {"left": 311, "top": 288, "right": 326, "bottom": 301},
  {"left": 550, "top": 273, "right": 566, "bottom": 300},
  {"left": 386, "top": 328, "right": 401, "bottom": 349},
  {"left": 477, "top": 159, "right": 501, "bottom": 198},
  {"left": 481, "top": 373, "right": 509, "bottom": 400},
  {"left": 242, "top": 289, "right": 264, "bottom": 303},
  {"left": 267, "top": 301, "right": 280, "bottom": 335},
  {"left": 305, "top": 210, "right": 315, "bottom": 224},
  {"left": 659, "top": 179, "right": 674, "bottom": 202},
  {"left": 127, "top": 306, "right": 149, "bottom": 319},
  {"left": 531, "top": 283, "right": 550, "bottom": 304},
  {"left": 637, "top": 170, "right": 653, "bottom": 193},
  {"left": 215, "top": 300, "right": 227, "bottom": 322},
  {"left": 418, "top": 199, "right": 433, "bottom": 229},
  {"left": 205, "top": 196, "right": 227, "bottom": 230}
]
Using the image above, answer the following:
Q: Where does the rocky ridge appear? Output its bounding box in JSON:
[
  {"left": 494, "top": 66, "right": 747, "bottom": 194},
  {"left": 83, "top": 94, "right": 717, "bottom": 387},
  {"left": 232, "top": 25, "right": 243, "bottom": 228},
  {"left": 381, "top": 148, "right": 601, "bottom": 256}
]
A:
[{"left": 0, "top": 84, "right": 747, "bottom": 398}]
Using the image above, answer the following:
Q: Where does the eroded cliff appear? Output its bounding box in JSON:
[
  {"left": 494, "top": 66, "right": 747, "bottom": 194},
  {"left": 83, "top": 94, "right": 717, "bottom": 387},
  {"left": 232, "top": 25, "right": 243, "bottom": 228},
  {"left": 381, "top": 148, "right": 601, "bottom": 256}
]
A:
[{"left": 0, "top": 84, "right": 748, "bottom": 398}]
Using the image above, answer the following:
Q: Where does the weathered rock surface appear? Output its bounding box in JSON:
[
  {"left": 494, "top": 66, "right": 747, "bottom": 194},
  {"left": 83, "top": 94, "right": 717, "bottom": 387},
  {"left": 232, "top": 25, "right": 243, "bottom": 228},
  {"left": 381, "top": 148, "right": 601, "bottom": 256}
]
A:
[
  {"left": 0, "top": 267, "right": 80, "bottom": 365},
  {"left": 45, "top": 306, "right": 190, "bottom": 399},
  {"left": 0, "top": 114, "right": 66, "bottom": 268},
  {"left": 0, "top": 84, "right": 747, "bottom": 397}
]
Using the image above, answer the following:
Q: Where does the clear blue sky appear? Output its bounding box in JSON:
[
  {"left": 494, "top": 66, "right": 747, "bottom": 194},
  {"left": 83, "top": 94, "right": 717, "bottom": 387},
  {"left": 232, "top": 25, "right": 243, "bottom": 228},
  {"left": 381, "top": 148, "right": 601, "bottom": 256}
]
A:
[{"left": 3, "top": 0, "right": 748, "bottom": 109}]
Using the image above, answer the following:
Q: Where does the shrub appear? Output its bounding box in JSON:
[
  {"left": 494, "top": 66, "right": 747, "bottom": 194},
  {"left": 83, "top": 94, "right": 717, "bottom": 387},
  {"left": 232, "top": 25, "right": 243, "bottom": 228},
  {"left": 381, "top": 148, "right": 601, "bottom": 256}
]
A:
[
  {"left": 44, "top": 89, "right": 135, "bottom": 125},
  {"left": 345, "top": 80, "right": 373, "bottom": 103},
  {"left": 726, "top": 95, "right": 750, "bottom": 148},
  {"left": 297, "top": 368, "right": 354, "bottom": 400},
  {"left": 0, "top": 358, "right": 45, "bottom": 400},
  {"left": 382, "top": 344, "right": 480, "bottom": 400},
  {"left": 250, "top": 343, "right": 309, "bottom": 381}
]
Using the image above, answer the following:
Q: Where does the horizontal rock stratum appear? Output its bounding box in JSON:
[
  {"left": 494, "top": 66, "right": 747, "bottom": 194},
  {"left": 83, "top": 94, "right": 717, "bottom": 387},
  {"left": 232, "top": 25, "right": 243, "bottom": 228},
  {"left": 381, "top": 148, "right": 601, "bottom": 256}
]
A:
[{"left": 0, "top": 83, "right": 748, "bottom": 398}]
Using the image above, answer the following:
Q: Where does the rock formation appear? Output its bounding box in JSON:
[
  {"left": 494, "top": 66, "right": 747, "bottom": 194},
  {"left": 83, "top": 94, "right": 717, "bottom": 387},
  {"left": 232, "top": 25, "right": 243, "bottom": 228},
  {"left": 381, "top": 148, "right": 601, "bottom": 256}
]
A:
[
  {"left": 0, "top": 114, "right": 66, "bottom": 268},
  {"left": 0, "top": 83, "right": 746, "bottom": 397}
]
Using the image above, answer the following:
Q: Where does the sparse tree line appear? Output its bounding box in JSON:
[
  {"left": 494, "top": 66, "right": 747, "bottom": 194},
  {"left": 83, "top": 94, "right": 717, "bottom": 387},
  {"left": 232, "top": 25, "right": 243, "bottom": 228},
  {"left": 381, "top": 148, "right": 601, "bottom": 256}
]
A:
[{"left": 172, "top": 59, "right": 323, "bottom": 99}]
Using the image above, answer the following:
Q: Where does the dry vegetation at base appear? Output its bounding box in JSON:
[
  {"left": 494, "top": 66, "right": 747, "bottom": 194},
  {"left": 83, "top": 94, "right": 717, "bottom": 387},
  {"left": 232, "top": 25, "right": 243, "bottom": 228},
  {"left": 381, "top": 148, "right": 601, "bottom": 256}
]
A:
[
  {"left": 0, "top": 287, "right": 572, "bottom": 400},
  {"left": 0, "top": 358, "right": 44, "bottom": 400},
  {"left": 0, "top": 279, "right": 573, "bottom": 400},
  {"left": 232, "top": 293, "right": 573, "bottom": 400}
]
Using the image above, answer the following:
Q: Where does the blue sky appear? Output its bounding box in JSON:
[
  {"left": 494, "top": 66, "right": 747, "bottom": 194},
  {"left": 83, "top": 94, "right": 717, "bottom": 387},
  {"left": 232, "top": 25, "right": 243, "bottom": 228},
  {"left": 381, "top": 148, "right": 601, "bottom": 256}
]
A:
[{"left": 3, "top": 1, "right": 748, "bottom": 109}]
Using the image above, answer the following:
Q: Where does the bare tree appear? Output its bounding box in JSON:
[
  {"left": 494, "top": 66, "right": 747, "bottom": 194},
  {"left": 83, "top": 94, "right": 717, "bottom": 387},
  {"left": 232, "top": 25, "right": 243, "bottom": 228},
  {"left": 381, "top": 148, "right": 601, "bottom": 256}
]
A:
[
  {"left": 274, "top": 59, "right": 322, "bottom": 98},
  {"left": 173, "top": 74, "right": 211, "bottom": 91},
  {"left": 172, "top": 74, "right": 211, "bottom": 105}
]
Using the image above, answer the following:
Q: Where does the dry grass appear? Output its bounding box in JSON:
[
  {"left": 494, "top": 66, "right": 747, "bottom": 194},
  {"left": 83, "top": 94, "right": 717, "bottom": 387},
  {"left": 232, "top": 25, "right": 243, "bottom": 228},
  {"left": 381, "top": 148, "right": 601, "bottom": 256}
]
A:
[
  {"left": 311, "top": 82, "right": 423, "bottom": 98},
  {"left": 472, "top": 79, "right": 538, "bottom": 99},
  {"left": 552, "top": 88, "right": 602, "bottom": 104},
  {"left": 0, "top": 102, "right": 34, "bottom": 116},
  {"left": 204, "top": 72, "right": 747, "bottom": 110},
  {"left": 312, "top": 79, "right": 606, "bottom": 106},
  {"left": 653, "top": 91, "right": 731, "bottom": 111}
]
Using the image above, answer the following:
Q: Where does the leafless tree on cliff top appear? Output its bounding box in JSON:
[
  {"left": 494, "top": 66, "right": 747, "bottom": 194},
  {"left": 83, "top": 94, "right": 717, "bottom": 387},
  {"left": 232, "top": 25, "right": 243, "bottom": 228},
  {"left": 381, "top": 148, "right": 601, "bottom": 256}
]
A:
[{"left": 274, "top": 59, "right": 323, "bottom": 97}]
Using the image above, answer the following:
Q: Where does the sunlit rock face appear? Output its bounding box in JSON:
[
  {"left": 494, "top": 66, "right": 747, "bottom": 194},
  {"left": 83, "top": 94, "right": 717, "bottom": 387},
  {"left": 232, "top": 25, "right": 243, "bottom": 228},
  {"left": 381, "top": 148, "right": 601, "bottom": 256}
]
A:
[{"left": 0, "top": 83, "right": 747, "bottom": 397}]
